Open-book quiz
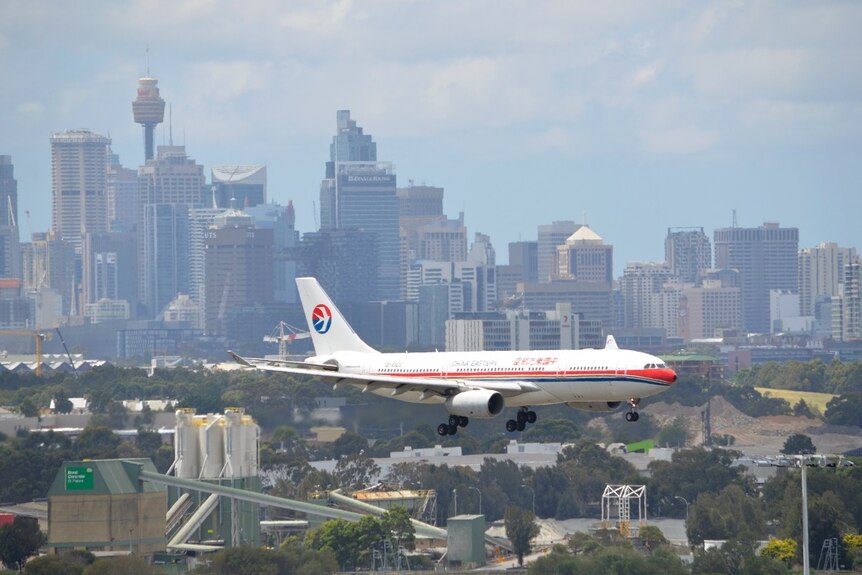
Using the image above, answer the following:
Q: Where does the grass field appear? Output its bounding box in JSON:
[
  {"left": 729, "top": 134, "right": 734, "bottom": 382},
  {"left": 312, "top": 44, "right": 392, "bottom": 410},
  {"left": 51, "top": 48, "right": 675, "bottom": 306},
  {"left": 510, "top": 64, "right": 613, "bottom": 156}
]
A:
[{"left": 755, "top": 387, "right": 835, "bottom": 415}]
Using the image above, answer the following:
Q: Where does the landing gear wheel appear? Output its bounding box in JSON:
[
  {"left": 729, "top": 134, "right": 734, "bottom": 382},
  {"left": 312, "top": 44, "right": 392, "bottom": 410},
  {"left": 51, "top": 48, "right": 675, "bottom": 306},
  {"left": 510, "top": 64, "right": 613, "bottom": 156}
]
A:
[
  {"left": 625, "top": 411, "right": 640, "bottom": 422},
  {"left": 526, "top": 410, "right": 537, "bottom": 424},
  {"left": 517, "top": 410, "right": 527, "bottom": 424},
  {"left": 437, "top": 423, "right": 449, "bottom": 436},
  {"left": 449, "top": 415, "right": 460, "bottom": 427},
  {"left": 516, "top": 420, "right": 526, "bottom": 432},
  {"left": 458, "top": 416, "right": 469, "bottom": 428},
  {"left": 506, "top": 419, "right": 518, "bottom": 432},
  {"left": 447, "top": 424, "right": 458, "bottom": 435}
]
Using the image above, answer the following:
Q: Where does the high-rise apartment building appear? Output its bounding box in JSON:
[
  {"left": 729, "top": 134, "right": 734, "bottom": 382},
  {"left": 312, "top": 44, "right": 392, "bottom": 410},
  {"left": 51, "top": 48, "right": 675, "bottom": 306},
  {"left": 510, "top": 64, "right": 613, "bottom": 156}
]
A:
[
  {"left": 0, "top": 156, "right": 20, "bottom": 279},
  {"left": 798, "top": 242, "right": 857, "bottom": 317},
  {"left": 537, "top": 221, "right": 580, "bottom": 282},
  {"left": 714, "top": 222, "right": 799, "bottom": 334},
  {"left": 187, "top": 207, "right": 226, "bottom": 314},
  {"left": 842, "top": 259, "right": 861, "bottom": 341},
  {"left": 50, "top": 130, "right": 111, "bottom": 249},
  {"left": 620, "top": 261, "right": 676, "bottom": 330},
  {"left": 666, "top": 227, "right": 711, "bottom": 284},
  {"left": 211, "top": 165, "right": 266, "bottom": 209},
  {"left": 677, "top": 280, "right": 742, "bottom": 341},
  {"left": 82, "top": 231, "right": 137, "bottom": 310}
]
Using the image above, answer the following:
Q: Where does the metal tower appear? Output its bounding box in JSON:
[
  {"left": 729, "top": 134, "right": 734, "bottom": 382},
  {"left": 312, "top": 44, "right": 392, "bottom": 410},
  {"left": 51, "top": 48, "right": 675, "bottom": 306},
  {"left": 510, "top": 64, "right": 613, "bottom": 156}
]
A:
[{"left": 132, "top": 76, "right": 166, "bottom": 161}]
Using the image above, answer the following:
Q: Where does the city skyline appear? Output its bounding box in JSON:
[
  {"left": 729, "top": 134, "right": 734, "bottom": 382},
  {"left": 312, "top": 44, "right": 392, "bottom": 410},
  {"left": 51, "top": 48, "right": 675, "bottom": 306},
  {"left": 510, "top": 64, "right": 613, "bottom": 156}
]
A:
[{"left": 1, "top": 2, "right": 860, "bottom": 273}]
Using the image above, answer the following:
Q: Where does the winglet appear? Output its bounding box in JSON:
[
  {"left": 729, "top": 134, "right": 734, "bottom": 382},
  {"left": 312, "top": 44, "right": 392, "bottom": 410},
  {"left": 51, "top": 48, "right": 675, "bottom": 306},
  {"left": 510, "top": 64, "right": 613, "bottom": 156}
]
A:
[
  {"left": 605, "top": 335, "right": 619, "bottom": 350},
  {"left": 228, "top": 351, "right": 253, "bottom": 367}
]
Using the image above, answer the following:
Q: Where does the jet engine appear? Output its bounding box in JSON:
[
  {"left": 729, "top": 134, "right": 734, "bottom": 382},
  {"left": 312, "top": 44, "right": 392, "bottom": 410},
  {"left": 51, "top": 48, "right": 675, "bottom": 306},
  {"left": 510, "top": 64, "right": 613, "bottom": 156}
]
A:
[
  {"left": 566, "top": 401, "right": 622, "bottom": 412},
  {"left": 445, "top": 390, "right": 505, "bottom": 418}
]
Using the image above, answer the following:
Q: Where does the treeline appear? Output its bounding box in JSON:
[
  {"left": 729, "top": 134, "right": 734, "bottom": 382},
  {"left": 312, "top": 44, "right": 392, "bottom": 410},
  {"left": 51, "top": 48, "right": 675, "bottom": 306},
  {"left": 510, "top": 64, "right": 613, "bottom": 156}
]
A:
[{"left": 735, "top": 358, "right": 862, "bottom": 394}]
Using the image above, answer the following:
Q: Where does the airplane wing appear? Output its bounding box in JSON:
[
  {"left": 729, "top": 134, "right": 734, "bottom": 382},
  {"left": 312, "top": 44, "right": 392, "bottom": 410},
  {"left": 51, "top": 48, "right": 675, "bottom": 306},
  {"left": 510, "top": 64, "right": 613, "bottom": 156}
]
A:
[{"left": 228, "top": 352, "right": 540, "bottom": 399}]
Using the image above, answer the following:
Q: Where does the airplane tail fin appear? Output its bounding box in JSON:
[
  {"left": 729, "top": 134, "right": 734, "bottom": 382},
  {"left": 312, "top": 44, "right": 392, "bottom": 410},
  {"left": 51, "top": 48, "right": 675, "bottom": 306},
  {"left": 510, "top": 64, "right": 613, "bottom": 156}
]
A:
[
  {"left": 605, "top": 335, "right": 619, "bottom": 350},
  {"left": 296, "top": 277, "right": 378, "bottom": 356}
]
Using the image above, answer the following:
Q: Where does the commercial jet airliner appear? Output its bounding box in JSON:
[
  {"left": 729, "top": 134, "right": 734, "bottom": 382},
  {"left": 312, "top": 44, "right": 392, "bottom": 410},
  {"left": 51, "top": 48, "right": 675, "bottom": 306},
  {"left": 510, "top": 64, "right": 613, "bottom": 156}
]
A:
[{"left": 231, "top": 277, "right": 677, "bottom": 436}]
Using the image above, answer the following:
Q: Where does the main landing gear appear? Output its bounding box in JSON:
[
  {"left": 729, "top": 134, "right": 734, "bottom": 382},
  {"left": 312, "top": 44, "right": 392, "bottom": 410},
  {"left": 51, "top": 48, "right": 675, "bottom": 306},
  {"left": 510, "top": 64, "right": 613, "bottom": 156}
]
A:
[
  {"left": 625, "top": 398, "right": 641, "bottom": 422},
  {"left": 437, "top": 415, "right": 469, "bottom": 436},
  {"left": 505, "top": 407, "right": 537, "bottom": 433}
]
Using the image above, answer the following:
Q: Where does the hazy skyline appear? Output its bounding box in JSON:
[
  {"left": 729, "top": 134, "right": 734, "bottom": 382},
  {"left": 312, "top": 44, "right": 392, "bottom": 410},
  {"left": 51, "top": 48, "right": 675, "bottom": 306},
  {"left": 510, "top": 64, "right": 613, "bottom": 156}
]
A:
[{"left": 1, "top": 1, "right": 860, "bottom": 272}]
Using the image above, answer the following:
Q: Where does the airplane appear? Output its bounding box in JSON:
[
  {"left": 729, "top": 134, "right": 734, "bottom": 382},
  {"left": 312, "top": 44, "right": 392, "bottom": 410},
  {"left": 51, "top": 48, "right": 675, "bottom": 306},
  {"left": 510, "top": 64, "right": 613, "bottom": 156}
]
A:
[{"left": 230, "top": 277, "right": 677, "bottom": 436}]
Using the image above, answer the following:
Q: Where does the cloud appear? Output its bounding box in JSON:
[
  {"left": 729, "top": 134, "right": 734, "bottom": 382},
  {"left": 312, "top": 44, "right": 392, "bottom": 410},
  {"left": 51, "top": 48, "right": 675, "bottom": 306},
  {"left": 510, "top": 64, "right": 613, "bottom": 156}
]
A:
[{"left": 631, "top": 63, "right": 660, "bottom": 87}]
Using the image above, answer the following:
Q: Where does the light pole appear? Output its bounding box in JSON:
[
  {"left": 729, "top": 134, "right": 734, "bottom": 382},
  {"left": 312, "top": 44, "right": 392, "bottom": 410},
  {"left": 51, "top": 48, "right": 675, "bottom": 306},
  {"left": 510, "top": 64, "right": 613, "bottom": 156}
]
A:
[
  {"left": 521, "top": 484, "right": 535, "bottom": 516},
  {"left": 128, "top": 528, "right": 134, "bottom": 554},
  {"left": 673, "top": 495, "right": 689, "bottom": 521},
  {"left": 467, "top": 486, "right": 482, "bottom": 515},
  {"left": 452, "top": 488, "right": 457, "bottom": 516}
]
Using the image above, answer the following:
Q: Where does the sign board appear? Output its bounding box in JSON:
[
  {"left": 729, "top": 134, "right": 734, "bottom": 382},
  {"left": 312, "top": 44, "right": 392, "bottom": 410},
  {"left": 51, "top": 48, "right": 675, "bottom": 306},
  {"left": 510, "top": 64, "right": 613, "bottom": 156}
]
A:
[{"left": 65, "top": 466, "right": 94, "bottom": 491}]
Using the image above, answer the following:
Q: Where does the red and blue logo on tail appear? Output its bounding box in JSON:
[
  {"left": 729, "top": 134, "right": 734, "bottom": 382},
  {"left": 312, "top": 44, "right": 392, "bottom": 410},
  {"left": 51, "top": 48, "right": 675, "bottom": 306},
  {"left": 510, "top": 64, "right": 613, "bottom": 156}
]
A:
[{"left": 311, "top": 304, "right": 332, "bottom": 334}]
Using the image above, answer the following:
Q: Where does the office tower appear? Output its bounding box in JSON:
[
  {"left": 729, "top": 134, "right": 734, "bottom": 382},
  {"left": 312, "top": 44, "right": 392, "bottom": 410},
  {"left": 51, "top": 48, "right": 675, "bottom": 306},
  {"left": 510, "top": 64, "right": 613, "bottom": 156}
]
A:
[
  {"left": 141, "top": 204, "right": 190, "bottom": 317},
  {"left": 82, "top": 231, "right": 137, "bottom": 311},
  {"left": 137, "top": 145, "right": 206, "bottom": 314},
  {"left": 798, "top": 242, "right": 857, "bottom": 317},
  {"left": 319, "top": 111, "right": 400, "bottom": 300},
  {"left": 187, "top": 207, "right": 227, "bottom": 315},
  {"left": 398, "top": 184, "right": 444, "bottom": 219},
  {"left": 50, "top": 130, "right": 111, "bottom": 249},
  {"left": 296, "top": 229, "right": 377, "bottom": 306},
  {"left": 537, "top": 221, "right": 580, "bottom": 282},
  {"left": 204, "top": 209, "right": 274, "bottom": 336},
  {"left": 714, "top": 222, "right": 799, "bottom": 334},
  {"left": 0, "top": 156, "right": 20, "bottom": 279},
  {"left": 666, "top": 227, "right": 711, "bottom": 284},
  {"left": 106, "top": 151, "right": 138, "bottom": 232},
  {"left": 246, "top": 201, "right": 300, "bottom": 304},
  {"left": 132, "top": 75, "right": 166, "bottom": 162},
  {"left": 411, "top": 215, "right": 468, "bottom": 262},
  {"left": 620, "top": 261, "right": 676, "bottom": 330},
  {"left": 497, "top": 241, "right": 538, "bottom": 305},
  {"left": 138, "top": 145, "right": 206, "bottom": 207},
  {"left": 22, "top": 231, "right": 76, "bottom": 317},
  {"left": 556, "top": 225, "right": 613, "bottom": 285},
  {"left": 211, "top": 165, "right": 267, "bottom": 209}
]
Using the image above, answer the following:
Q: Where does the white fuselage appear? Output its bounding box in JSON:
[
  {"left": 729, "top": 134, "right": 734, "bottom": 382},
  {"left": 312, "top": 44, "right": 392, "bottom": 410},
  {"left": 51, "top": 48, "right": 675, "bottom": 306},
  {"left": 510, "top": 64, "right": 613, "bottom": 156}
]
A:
[{"left": 323, "top": 347, "right": 676, "bottom": 408}]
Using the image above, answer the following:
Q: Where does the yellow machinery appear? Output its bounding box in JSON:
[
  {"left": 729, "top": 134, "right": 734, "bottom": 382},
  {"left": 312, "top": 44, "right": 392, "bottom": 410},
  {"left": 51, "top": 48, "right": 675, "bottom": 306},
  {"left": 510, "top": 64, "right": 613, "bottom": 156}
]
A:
[{"left": 0, "top": 330, "right": 53, "bottom": 377}]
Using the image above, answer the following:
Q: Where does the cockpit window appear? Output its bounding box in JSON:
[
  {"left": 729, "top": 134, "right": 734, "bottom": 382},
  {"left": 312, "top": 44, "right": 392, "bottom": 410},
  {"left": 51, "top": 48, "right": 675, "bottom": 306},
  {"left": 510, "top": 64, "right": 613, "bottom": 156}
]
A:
[{"left": 657, "top": 362, "right": 666, "bottom": 368}]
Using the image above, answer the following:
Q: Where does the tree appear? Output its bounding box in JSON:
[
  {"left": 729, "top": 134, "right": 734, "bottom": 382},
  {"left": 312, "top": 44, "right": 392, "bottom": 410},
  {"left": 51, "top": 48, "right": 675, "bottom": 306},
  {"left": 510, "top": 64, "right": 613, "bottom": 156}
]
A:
[
  {"left": 379, "top": 507, "right": 416, "bottom": 551},
  {"left": 780, "top": 433, "right": 816, "bottom": 455},
  {"left": 686, "top": 484, "right": 766, "bottom": 546},
  {"left": 655, "top": 416, "right": 691, "bottom": 448},
  {"left": 760, "top": 538, "right": 796, "bottom": 567},
  {"left": 191, "top": 546, "right": 278, "bottom": 575},
  {"left": 638, "top": 525, "right": 670, "bottom": 552},
  {"left": 792, "top": 399, "right": 816, "bottom": 418},
  {"left": 824, "top": 392, "right": 862, "bottom": 427},
  {"left": 0, "top": 517, "right": 45, "bottom": 571},
  {"left": 83, "top": 555, "right": 158, "bottom": 575},
  {"left": 19, "top": 396, "right": 39, "bottom": 418},
  {"left": 333, "top": 450, "right": 380, "bottom": 491},
  {"left": 24, "top": 552, "right": 93, "bottom": 575},
  {"left": 53, "top": 389, "right": 73, "bottom": 414},
  {"left": 504, "top": 505, "right": 539, "bottom": 566}
]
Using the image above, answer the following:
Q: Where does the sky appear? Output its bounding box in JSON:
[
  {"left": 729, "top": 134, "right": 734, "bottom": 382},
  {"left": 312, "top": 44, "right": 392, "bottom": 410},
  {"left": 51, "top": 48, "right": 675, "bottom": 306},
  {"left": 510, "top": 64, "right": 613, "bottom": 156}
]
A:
[{"left": 1, "top": 1, "right": 861, "bottom": 273}]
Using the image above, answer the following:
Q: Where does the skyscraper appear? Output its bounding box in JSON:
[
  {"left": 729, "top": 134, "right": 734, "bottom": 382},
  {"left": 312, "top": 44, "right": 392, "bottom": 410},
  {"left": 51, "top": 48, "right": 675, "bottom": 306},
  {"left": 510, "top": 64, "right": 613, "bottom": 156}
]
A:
[
  {"left": 320, "top": 110, "right": 399, "bottom": 300},
  {"left": 798, "top": 242, "right": 857, "bottom": 317},
  {"left": 132, "top": 75, "right": 166, "bottom": 162},
  {"left": 537, "top": 221, "right": 580, "bottom": 282},
  {"left": 665, "top": 227, "right": 711, "bottom": 284},
  {"left": 0, "top": 156, "right": 20, "bottom": 279},
  {"left": 50, "top": 130, "right": 111, "bottom": 249},
  {"left": 556, "top": 226, "right": 613, "bottom": 285},
  {"left": 211, "top": 165, "right": 267, "bottom": 209},
  {"left": 714, "top": 222, "right": 799, "bottom": 334},
  {"left": 204, "top": 209, "right": 273, "bottom": 336}
]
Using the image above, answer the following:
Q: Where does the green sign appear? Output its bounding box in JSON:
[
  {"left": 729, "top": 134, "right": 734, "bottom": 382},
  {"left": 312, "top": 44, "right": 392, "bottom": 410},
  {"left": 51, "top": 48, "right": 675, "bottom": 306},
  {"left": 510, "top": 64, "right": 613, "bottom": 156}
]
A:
[{"left": 65, "top": 466, "right": 94, "bottom": 491}]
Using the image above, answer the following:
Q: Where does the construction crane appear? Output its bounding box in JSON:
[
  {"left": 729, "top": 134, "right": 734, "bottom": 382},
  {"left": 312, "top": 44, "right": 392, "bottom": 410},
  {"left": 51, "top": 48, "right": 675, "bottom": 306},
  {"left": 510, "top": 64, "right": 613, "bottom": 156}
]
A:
[
  {"left": 263, "top": 321, "right": 310, "bottom": 358},
  {"left": 0, "top": 329, "right": 53, "bottom": 377},
  {"left": 55, "top": 327, "right": 77, "bottom": 375}
]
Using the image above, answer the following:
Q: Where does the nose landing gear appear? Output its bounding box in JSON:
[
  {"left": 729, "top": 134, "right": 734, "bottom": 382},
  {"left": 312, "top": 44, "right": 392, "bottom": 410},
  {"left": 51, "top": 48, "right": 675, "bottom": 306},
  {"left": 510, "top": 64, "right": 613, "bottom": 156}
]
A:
[
  {"left": 505, "top": 407, "right": 537, "bottom": 432},
  {"left": 625, "top": 398, "right": 641, "bottom": 422}
]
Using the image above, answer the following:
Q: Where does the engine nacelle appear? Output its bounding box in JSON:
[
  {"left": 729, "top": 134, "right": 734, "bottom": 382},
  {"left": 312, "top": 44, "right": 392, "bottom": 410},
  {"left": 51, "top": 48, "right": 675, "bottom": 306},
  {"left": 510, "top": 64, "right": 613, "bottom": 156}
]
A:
[
  {"left": 566, "top": 401, "right": 622, "bottom": 412},
  {"left": 445, "top": 390, "right": 505, "bottom": 419}
]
